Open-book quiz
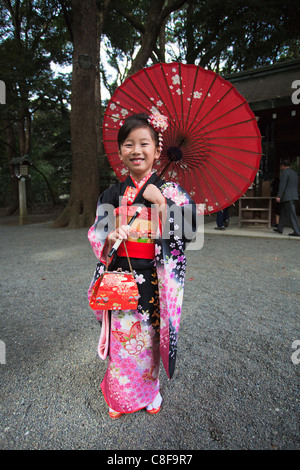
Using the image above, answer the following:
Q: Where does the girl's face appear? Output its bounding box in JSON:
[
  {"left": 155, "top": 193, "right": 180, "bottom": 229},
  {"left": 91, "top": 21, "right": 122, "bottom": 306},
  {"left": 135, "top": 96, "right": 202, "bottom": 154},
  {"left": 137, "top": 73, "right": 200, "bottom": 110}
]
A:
[{"left": 118, "top": 126, "right": 160, "bottom": 182}]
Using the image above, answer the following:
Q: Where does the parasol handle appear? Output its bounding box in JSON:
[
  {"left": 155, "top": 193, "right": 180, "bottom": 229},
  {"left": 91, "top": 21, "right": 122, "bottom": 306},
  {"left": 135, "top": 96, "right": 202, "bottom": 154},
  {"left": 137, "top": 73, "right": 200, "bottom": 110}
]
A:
[{"left": 108, "top": 206, "right": 143, "bottom": 258}]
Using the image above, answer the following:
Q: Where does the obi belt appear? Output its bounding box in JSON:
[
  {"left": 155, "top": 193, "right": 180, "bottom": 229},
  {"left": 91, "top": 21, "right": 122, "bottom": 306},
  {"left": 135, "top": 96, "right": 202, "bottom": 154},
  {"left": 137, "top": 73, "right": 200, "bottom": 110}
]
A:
[{"left": 114, "top": 205, "right": 160, "bottom": 259}]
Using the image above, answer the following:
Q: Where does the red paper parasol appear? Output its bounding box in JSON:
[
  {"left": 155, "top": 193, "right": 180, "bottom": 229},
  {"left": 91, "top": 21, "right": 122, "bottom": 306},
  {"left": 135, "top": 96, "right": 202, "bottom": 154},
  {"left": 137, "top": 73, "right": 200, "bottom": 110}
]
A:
[{"left": 103, "top": 62, "right": 262, "bottom": 214}]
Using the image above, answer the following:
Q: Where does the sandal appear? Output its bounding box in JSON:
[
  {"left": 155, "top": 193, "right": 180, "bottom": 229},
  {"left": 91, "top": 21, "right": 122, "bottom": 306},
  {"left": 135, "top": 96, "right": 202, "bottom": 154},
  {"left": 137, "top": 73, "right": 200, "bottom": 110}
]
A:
[
  {"left": 109, "top": 408, "right": 124, "bottom": 419},
  {"left": 146, "top": 405, "right": 161, "bottom": 415}
]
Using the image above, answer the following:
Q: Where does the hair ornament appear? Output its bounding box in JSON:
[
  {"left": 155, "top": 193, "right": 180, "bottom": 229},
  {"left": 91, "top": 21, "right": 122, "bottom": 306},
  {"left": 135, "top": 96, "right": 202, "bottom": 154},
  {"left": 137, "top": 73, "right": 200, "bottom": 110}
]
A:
[
  {"left": 147, "top": 112, "right": 169, "bottom": 133},
  {"left": 148, "top": 112, "right": 168, "bottom": 151}
]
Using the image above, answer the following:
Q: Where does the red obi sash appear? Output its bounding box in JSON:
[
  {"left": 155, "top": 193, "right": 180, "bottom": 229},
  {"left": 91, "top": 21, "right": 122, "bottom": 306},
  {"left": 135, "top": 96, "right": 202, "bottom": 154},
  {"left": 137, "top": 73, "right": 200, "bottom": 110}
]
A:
[{"left": 118, "top": 240, "right": 155, "bottom": 259}]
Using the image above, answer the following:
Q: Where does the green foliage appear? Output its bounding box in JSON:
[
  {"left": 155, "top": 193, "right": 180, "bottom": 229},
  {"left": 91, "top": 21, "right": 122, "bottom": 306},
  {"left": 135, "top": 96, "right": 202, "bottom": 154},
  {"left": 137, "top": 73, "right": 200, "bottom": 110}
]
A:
[
  {"left": 29, "top": 75, "right": 72, "bottom": 203},
  {"left": 0, "top": 0, "right": 72, "bottom": 206},
  {"left": 0, "top": 146, "right": 12, "bottom": 207},
  {"left": 170, "top": 0, "right": 300, "bottom": 73},
  {"left": 101, "top": 0, "right": 143, "bottom": 95},
  {"left": 103, "top": 0, "right": 141, "bottom": 54}
]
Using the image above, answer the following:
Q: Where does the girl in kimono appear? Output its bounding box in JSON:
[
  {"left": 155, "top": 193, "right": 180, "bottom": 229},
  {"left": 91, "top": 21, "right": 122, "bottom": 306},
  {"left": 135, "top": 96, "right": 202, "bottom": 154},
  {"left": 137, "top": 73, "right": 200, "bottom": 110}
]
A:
[{"left": 88, "top": 113, "right": 197, "bottom": 419}]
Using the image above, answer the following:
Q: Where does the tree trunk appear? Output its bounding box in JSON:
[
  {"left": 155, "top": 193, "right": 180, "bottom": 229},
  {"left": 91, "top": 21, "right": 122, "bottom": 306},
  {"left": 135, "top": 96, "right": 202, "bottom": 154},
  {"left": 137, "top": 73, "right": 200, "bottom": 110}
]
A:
[
  {"left": 186, "top": 2, "right": 196, "bottom": 65},
  {"left": 158, "top": 18, "right": 167, "bottom": 62},
  {"left": 97, "top": 0, "right": 113, "bottom": 194},
  {"left": 3, "top": 120, "right": 18, "bottom": 214},
  {"left": 128, "top": 9, "right": 162, "bottom": 76},
  {"left": 126, "top": 0, "right": 187, "bottom": 76},
  {"left": 53, "top": 0, "right": 100, "bottom": 229}
]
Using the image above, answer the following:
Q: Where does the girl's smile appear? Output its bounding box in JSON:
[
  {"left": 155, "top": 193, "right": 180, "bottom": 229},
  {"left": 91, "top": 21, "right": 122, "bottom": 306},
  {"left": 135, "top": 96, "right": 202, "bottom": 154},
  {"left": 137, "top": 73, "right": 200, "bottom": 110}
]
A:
[{"left": 118, "top": 127, "right": 160, "bottom": 182}]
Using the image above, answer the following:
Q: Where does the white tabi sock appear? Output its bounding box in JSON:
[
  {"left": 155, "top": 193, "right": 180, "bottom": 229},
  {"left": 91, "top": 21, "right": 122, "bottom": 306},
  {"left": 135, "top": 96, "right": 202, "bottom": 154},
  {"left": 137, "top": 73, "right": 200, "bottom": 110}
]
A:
[{"left": 146, "top": 392, "right": 162, "bottom": 411}]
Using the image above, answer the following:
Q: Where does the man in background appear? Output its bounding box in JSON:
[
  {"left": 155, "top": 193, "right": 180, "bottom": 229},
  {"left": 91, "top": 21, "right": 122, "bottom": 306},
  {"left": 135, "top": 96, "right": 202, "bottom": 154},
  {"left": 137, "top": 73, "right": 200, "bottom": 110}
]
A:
[{"left": 273, "top": 160, "right": 300, "bottom": 237}]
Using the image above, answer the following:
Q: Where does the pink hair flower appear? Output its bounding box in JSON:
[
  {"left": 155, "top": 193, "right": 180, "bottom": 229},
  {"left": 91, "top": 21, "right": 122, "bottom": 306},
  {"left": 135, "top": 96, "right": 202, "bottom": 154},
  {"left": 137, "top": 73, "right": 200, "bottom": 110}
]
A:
[{"left": 148, "top": 113, "right": 168, "bottom": 133}]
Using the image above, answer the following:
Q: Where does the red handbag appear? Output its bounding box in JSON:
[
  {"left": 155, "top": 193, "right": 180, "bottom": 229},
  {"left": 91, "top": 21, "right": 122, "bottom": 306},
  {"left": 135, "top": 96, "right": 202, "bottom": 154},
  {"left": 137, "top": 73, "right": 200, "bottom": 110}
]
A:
[{"left": 89, "top": 242, "right": 139, "bottom": 311}]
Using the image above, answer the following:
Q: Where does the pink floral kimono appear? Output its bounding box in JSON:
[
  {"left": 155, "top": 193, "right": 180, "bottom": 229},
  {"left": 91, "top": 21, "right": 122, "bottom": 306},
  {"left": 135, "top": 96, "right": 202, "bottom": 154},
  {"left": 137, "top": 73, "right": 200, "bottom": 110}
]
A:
[{"left": 88, "top": 172, "right": 197, "bottom": 413}]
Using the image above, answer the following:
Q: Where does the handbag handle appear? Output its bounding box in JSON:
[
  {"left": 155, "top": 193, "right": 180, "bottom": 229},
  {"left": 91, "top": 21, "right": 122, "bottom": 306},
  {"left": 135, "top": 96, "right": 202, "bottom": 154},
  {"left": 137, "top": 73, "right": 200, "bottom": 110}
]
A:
[
  {"left": 106, "top": 240, "right": 135, "bottom": 276},
  {"left": 122, "top": 240, "right": 135, "bottom": 274}
]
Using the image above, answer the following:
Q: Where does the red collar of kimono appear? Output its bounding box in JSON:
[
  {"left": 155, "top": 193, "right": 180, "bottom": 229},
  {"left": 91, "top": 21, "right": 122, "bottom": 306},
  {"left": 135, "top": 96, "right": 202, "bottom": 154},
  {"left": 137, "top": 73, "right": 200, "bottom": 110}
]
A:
[
  {"left": 129, "top": 172, "right": 153, "bottom": 189},
  {"left": 123, "top": 172, "right": 154, "bottom": 206}
]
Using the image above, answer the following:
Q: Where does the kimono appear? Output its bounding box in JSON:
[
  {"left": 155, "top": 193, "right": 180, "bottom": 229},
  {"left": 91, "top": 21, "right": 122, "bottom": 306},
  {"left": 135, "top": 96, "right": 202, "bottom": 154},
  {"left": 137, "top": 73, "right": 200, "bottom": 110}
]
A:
[{"left": 88, "top": 172, "right": 197, "bottom": 413}]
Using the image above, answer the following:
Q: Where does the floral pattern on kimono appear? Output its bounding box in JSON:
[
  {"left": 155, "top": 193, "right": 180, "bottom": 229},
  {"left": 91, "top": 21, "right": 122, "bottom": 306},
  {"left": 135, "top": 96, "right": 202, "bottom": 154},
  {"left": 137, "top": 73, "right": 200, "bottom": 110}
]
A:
[
  {"left": 100, "top": 263, "right": 161, "bottom": 413},
  {"left": 154, "top": 181, "right": 196, "bottom": 378}
]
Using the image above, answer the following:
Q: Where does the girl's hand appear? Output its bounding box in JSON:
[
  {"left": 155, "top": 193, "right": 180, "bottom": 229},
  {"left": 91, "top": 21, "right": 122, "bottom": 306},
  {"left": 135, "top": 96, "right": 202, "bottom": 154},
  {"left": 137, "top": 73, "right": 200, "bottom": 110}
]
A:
[
  {"left": 108, "top": 225, "right": 130, "bottom": 244},
  {"left": 143, "top": 184, "right": 165, "bottom": 206},
  {"left": 143, "top": 184, "right": 167, "bottom": 225}
]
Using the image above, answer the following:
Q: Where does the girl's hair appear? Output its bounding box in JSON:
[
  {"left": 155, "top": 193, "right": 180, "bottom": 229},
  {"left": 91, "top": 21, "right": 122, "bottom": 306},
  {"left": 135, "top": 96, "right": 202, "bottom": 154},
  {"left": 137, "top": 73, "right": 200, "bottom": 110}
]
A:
[{"left": 117, "top": 113, "right": 159, "bottom": 149}]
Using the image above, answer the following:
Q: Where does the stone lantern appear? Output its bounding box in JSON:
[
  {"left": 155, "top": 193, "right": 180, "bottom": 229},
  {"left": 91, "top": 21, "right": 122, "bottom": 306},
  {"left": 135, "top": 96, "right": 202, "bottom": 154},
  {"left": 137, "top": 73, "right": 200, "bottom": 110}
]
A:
[{"left": 8, "top": 155, "right": 32, "bottom": 225}]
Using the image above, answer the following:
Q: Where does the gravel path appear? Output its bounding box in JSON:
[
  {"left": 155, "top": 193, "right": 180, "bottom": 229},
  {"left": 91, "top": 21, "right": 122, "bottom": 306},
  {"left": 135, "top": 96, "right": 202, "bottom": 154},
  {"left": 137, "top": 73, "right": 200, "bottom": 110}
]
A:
[{"left": 0, "top": 222, "right": 299, "bottom": 450}]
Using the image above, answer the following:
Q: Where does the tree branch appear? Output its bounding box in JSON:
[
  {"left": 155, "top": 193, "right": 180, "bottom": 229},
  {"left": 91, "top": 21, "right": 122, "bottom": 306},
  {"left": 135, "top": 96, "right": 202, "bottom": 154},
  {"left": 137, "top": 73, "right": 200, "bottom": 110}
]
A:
[
  {"left": 113, "top": 5, "right": 145, "bottom": 34},
  {"left": 59, "top": 0, "right": 73, "bottom": 42},
  {"left": 160, "top": 0, "right": 187, "bottom": 23}
]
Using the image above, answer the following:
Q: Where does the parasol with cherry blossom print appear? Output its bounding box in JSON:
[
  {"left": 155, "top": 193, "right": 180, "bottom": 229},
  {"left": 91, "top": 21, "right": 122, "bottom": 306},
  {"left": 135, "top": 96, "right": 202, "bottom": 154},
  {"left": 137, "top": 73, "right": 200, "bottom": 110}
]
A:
[{"left": 102, "top": 62, "right": 262, "bottom": 214}]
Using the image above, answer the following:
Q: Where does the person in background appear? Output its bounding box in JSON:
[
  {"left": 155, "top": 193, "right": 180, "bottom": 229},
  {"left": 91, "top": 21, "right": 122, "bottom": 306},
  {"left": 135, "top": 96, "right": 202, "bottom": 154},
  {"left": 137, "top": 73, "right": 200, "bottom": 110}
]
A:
[
  {"left": 215, "top": 207, "right": 229, "bottom": 230},
  {"left": 273, "top": 160, "right": 300, "bottom": 237},
  {"left": 271, "top": 177, "right": 280, "bottom": 228}
]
